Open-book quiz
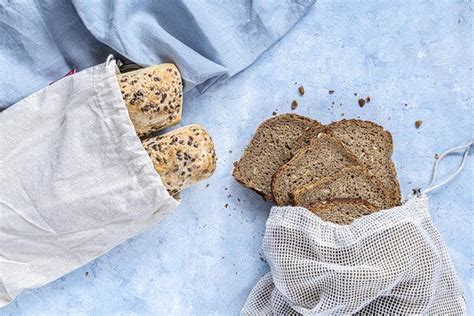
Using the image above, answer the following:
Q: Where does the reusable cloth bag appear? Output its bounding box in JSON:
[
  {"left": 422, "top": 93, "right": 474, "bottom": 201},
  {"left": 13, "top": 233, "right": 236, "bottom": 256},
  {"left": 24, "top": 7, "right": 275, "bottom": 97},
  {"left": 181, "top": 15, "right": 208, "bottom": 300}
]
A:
[
  {"left": 242, "top": 142, "right": 472, "bottom": 315},
  {"left": 0, "top": 57, "right": 179, "bottom": 307}
]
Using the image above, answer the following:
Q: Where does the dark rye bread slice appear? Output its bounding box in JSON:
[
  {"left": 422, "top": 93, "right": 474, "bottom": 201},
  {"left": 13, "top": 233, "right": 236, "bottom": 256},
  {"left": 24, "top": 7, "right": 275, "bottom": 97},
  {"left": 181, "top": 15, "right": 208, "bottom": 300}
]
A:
[
  {"left": 291, "top": 165, "right": 396, "bottom": 209},
  {"left": 289, "top": 124, "right": 328, "bottom": 154},
  {"left": 327, "top": 119, "right": 401, "bottom": 205},
  {"left": 233, "top": 114, "right": 321, "bottom": 200},
  {"left": 272, "top": 133, "right": 361, "bottom": 206},
  {"left": 306, "top": 199, "right": 378, "bottom": 225}
]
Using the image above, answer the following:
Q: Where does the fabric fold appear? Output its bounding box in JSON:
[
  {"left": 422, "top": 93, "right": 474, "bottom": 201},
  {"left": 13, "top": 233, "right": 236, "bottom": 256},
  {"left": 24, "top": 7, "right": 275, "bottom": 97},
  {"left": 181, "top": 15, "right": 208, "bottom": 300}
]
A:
[{"left": 0, "top": 0, "right": 316, "bottom": 109}]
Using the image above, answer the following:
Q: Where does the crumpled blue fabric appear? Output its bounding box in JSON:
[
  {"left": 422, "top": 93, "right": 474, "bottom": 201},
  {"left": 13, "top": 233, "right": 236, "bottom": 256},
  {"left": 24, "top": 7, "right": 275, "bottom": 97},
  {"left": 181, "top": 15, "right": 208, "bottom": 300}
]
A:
[{"left": 0, "top": 0, "right": 316, "bottom": 110}]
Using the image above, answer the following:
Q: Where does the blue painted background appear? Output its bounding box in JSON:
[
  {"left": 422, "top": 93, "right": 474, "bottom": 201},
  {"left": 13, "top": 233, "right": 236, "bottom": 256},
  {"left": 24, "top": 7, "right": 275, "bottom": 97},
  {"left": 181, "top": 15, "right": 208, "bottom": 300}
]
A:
[{"left": 1, "top": 0, "right": 472, "bottom": 314}]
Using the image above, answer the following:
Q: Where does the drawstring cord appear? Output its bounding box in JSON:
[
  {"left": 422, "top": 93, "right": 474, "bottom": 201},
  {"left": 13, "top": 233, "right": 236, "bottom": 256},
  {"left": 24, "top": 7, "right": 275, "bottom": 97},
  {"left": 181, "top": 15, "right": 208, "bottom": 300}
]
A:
[{"left": 422, "top": 140, "right": 473, "bottom": 194}]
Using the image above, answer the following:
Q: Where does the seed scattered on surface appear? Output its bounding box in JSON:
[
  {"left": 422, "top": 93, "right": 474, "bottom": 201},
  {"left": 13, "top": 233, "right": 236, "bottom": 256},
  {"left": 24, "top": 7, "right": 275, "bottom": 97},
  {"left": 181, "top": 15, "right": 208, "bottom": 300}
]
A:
[
  {"left": 354, "top": 93, "right": 358, "bottom": 96},
  {"left": 358, "top": 98, "right": 366, "bottom": 107},
  {"left": 434, "top": 153, "right": 439, "bottom": 159},
  {"left": 415, "top": 120, "right": 423, "bottom": 129},
  {"left": 225, "top": 204, "right": 228, "bottom": 208},
  {"left": 272, "top": 111, "right": 277, "bottom": 116},
  {"left": 298, "top": 85, "right": 305, "bottom": 96},
  {"left": 291, "top": 100, "right": 298, "bottom": 110},
  {"left": 366, "top": 96, "right": 371, "bottom": 103},
  {"left": 206, "top": 184, "right": 210, "bottom": 188},
  {"left": 328, "top": 90, "right": 335, "bottom": 94}
]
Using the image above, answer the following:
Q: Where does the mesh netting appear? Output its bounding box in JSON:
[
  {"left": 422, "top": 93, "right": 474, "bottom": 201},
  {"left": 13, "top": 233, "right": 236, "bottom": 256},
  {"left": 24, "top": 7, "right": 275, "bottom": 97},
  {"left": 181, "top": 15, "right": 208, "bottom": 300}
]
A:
[{"left": 242, "top": 195, "right": 466, "bottom": 315}]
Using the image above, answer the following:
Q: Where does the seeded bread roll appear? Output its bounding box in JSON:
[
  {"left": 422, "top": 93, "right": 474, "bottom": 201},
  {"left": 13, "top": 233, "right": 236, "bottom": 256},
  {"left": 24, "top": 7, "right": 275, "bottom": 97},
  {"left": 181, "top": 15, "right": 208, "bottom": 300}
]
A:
[
  {"left": 233, "top": 114, "right": 321, "bottom": 201},
  {"left": 118, "top": 64, "right": 183, "bottom": 137},
  {"left": 306, "top": 199, "right": 379, "bottom": 225},
  {"left": 142, "top": 124, "right": 217, "bottom": 196},
  {"left": 272, "top": 133, "right": 361, "bottom": 206}
]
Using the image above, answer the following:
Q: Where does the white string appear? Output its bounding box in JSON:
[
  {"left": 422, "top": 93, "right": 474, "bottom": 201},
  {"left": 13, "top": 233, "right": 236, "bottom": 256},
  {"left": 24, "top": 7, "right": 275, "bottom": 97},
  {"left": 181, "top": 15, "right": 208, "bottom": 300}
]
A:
[
  {"left": 423, "top": 140, "right": 473, "bottom": 194},
  {"left": 105, "top": 54, "right": 114, "bottom": 68}
]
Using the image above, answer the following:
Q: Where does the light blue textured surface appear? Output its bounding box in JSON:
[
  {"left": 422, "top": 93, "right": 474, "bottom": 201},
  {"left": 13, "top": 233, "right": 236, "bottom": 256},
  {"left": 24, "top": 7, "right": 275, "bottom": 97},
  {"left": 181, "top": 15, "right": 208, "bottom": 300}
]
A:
[{"left": 2, "top": 0, "right": 472, "bottom": 314}]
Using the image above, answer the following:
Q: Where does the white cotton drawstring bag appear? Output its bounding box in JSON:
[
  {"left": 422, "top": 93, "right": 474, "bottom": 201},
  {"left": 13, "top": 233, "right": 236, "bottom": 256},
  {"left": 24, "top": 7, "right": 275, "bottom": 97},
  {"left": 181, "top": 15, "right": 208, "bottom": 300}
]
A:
[
  {"left": 242, "top": 141, "right": 472, "bottom": 315},
  {"left": 0, "top": 56, "right": 179, "bottom": 307}
]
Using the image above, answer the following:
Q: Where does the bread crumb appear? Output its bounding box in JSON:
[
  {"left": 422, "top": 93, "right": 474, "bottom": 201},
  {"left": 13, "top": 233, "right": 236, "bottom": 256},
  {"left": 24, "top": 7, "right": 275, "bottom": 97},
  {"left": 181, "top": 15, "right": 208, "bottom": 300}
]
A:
[
  {"left": 291, "top": 100, "right": 298, "bottom": 110},
  {"left": 298, "top": 86, "right": 305, "bottom": 96},
  {"left": 328, "top": 90, "right": 335, "bottom": 94},
  {"left": 415, "top": 120, "right": 423, "bottom": 129},
  {"left": 358, "top": 99, "right": 366, "bottom": 107}
]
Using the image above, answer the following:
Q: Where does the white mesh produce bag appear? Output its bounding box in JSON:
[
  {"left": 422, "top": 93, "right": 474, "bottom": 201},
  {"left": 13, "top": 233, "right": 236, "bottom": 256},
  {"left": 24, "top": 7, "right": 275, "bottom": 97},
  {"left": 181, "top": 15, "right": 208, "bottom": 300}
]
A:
[
  {"left": 0, "top": 56, "right": 179, "bottom": 307},
  {"left": 242, "top": 142, "right": 472, "bottom": 315}
]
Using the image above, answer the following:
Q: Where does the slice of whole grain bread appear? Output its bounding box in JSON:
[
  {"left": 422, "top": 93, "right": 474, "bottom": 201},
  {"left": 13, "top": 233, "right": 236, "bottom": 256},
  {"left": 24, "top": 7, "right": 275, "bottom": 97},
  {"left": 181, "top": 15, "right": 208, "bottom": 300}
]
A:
[
  {"left": 233, "top": 114, "right": 321, "bottom": 200},
  {"left": 291, "top": 165, "right": 395, "bottom": 209},
  {"left": 306, "top": 198, "right": 378, "bottom": 225},
  {"left": 327, "top": 119, "right": 401, "bottom": 205},
  {"left": 272, "top": 133, "right": 360, "bottom": 206},
  {"left": 289, "top": 124, "right": 328, "bottom": 154}
]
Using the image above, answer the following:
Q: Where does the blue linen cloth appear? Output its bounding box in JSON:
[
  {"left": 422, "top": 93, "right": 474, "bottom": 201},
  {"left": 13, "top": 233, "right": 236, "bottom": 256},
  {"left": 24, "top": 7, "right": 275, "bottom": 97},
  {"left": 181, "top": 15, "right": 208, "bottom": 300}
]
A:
[{"left": 0, "top": 0, "right": 316, "bottom": 110}]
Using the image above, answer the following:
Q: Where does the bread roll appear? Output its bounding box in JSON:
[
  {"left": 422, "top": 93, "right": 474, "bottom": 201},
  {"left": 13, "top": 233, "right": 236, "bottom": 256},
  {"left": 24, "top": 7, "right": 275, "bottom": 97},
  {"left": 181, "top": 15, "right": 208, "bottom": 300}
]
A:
[
  {"left": 118, "top": 64, "right": 183, "bottom": 137},
  {"left": 142, "top": 124, "right": 217, "bottom": 195}
]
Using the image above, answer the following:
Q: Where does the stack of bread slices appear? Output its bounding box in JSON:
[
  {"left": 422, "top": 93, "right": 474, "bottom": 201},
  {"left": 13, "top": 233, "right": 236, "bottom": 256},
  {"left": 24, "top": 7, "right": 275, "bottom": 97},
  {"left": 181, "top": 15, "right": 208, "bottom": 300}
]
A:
[{"left": 233, "top": 114, "right": 401, "bottom": 224}]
